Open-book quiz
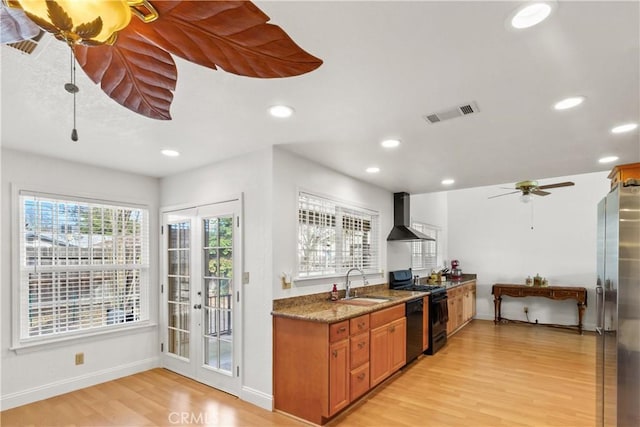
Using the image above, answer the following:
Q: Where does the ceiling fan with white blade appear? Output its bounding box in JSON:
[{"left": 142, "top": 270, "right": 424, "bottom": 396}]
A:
[{"left": 489, "top": 180, "right": 575, "bottom": 202}]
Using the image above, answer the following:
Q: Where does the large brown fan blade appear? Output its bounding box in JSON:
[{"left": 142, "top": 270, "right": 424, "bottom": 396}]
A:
[
  {"left": 74, "top": 30, "right": 177, "bottom": 120},
  {"left": 488, "top": 191, "right": 520, "bottom": 199},
  {"left": 531, "top": 189, "right": 551, "bottom": 197},
  {"left": 538, "top": 181, "right": 575, "bottom": 190},
  {"left": 127, "top": 0, "right": 323, "bottom": 78}
]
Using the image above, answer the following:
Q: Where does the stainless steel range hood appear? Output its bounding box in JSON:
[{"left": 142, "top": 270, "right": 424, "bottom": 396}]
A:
[{"left": 387, "top": 192, "right": 434, "bottom": 241}]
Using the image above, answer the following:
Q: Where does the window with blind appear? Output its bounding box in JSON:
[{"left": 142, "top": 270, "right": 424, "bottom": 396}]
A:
[
  {"left": 411, "top": 222, "right": 438, "bottom": 271},
  {"left": 298, "top": 192, "right": 380, "bottom": 278},
  {"left": 16, "top": 191, "right": 149, "bottom": 342}
]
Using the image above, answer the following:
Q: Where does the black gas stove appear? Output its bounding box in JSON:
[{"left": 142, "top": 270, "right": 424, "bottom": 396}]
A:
[{"left": 389, "top": 269, "right": 448, "bottom": 357}]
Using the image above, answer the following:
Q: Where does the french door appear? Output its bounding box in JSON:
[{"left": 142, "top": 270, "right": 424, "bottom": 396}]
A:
[{"left": 161, "top": 199, "right": 242, "bottom": 396}]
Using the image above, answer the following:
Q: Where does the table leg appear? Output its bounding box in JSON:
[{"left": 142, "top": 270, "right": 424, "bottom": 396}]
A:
[
  {"left": 493, "top": 296, "right": 502, "bottom": 324},
  {"left": 577, "top": 302, "right": 586, "bottom": 335}
]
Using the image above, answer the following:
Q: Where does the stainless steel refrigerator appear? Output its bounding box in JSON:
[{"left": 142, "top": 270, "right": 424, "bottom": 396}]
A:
[{"left": 596, "top": 181, "right": 640, "bottom": 427}]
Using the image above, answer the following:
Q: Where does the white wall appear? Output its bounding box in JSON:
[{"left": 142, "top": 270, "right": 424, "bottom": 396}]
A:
[
  {"left": 159, "top": 148, "right": 273, "bottom": 410},
  {"left": 0, "top": 149, "right": 160, "bottom": 410},
  {"left": 272, "top": 148, "right": 393, "bottom": 299},
  {"left": 447, "top": 171, "right": 610, "bottom": 329}
]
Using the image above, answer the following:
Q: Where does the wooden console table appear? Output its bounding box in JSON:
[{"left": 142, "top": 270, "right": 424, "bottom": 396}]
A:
[{"left": 491, "top": 284, "right": 587, "bottom": 334}]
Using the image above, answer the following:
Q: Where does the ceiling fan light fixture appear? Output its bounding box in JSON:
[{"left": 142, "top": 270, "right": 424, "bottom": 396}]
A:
[
  {"left": 11, "top": 0, "right": 134, "bottom": 45},
  {"left": 520, "top": 193, "right": 533, "bottom": 203},
  {"left": 269, "top": 105, "right": 294, "bottom": 118},
  {"left": 554, "top": 96, "right": 585, "bottom": 110},
  {"left": 381, "top": 139, "right": 401, "bottom": 148},
  {"left": 611, "top": 123, "right": 638, "bottom": 134},
  {"left": 599, "top": 156, "right": 619, "bottom": 164},
  {"left": 510, "top": 2, "right": 553, "bottom": 29}
]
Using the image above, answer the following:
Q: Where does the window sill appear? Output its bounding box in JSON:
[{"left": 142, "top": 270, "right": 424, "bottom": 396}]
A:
[
  {"left": 10, "top": 322, "right": 157, "bottom": 355},
  {"left": 294, "top": 271, "right": 384, "bottom": 285}
]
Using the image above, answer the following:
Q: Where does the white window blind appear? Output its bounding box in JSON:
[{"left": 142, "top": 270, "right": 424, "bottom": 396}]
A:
[
  {"left": 411, "top": 222, "right": 438, "bottom": 271},
  {"left": 298, "top": 192, "right": 379, "bottom": 278},
  {"left": 18, "top": 191, "right": 149, "bottom": 341}
]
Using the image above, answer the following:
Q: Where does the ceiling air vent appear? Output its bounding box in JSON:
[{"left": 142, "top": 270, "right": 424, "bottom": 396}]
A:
[
  {"left": 6, "top": 30, "right": 49, "bottom": 57},
  {"left": 423, "top": 101, "right": 480, "bottom": 124}
]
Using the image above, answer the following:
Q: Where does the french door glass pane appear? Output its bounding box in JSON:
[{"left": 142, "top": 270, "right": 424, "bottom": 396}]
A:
[
  {"left": 167, "top": 221, "right": 190, "bottom": 359},
  {"left": 202, "top": 215, "right": 233, "bottom": 374}
]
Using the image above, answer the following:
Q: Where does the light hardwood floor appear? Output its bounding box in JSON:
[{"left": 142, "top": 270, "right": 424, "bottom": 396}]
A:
[{"left": 1, "top": 320, "right": 595, "bottom": 427}]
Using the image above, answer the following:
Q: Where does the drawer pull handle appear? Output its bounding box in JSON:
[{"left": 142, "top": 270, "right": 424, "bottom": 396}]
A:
[
  {"left": 332, "top": 350, "right": 338, "bottom": 358},
  {"left": 358, "top": 322, "right": 366, "bottom": 329},
  {"left": 358, "top": 342, "right": 366, "bottom": 349},
  {"left": 357, "top": 373, "right": 366, "bottom": 380},
  {"left": 338, "top": 327, "right": 347, "bottom": 333},
  {"left": 389, "top": 326, "right": 395, "bottom": 332}
]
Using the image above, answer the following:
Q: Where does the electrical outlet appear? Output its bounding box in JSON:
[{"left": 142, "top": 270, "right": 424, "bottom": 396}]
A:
[
  {"left": 75, "top": 352, "right": 84, "bottom": 365},
  {"left": 523, "top": 306, "right": 528, "bottom": 314}
]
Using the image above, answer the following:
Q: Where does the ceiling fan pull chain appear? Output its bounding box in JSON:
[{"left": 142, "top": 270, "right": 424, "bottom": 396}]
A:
[
  {"left": 64, "top": 47, "right": 80, "bottom": 142},
  {"left": 530, "top": 201, "right": 534, "bottom": 230}
]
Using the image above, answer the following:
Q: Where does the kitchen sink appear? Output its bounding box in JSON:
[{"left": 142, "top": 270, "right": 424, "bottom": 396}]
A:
[{"left": 337, "top": 296, "right": 390, "bottom": 306}]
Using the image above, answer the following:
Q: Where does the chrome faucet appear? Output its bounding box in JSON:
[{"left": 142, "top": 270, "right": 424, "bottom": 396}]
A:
[{"left": 345, "top": 267, "right": 368, "bottom": 299}]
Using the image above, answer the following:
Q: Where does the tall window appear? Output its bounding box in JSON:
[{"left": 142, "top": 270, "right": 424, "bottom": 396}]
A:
[
  {"left": 17, "top": 191, "right": 149, "bottom": 343},
  {"left": 411, "top": 221, "right": 438, "bottom": 271},
  {"left": 298, "top": 192, "right": 379, "bottom": 278}
]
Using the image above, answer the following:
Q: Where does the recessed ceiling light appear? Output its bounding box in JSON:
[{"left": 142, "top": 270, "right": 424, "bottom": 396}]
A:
[
  {"left": 611, "top": 123, "right": 638, "bottom": 134},
  {"left": 441, "top": 179, "right": 455, "bottom": 185},
  {"left": 510, "top": 2, "right": 553, "bottom": 29},
  {"left": 269, "top": 105, "right": 294, "bottom": 118},
  {"left": 381, "top": 139, "right": 401, "bottom": 148},
  {"left": 599, "top": 156, "right": 619, "bottom": 164},
  {"left": 554, "top": 96, "right": 585, "bottom": 110},
  {"left": 366, "top": 166, "right": 380, "bottom": 174},
  {"left": 161, "top": 149, "right": 180, "bottom": 157}
]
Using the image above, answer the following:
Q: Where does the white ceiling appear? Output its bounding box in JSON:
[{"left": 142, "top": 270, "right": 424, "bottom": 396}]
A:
[{"left": 1, "top": 1, "right": 639, "bottom": 194}]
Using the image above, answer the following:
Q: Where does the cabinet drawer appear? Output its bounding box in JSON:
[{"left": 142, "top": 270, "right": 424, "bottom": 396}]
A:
[
  {"left": 350, "top": 332, "right": 370, "bottom": 368},
  {"left": 350, "top": 314, "right": 370, "bottom": 335},
  {"left": 350, "top": 362, "right": 370, "bottom": 402},
  {"left": 370, "top": 304, "right": 404, "bottom": 329},
  {"left": 329, "top": 321, "right": 349, "bottom": 343}
]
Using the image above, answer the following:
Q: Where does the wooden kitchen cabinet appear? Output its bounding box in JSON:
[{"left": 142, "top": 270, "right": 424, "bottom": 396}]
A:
[
  {"left": 448, "top": 281, "right": 476, "bottom": 336},
  {"left": 370, "top": 304, "right": 406, "bottom": 387},
  {"left": 273, "top": 305, "right": 405, "bottom": 425},
  {"left": 273, "top": 317, "right": 349, "bottom": 424},
  {"left": 329, "top": 338, "right": 349, "bottom": 415}
]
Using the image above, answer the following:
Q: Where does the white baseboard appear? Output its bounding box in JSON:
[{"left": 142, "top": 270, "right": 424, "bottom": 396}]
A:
[
  {"left": 0, "top": 357, "right": 160, "bottom": 411},
  {"left": 473, "top": 313, "right": 596, "bottom": 332},
  {"left": 240, "top": 385, "right": 272, "bottom": 411}
]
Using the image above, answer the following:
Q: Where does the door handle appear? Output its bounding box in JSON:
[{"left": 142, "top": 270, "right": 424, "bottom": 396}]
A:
[{"left": 193, "top": 304, "right": 202, "bottom": 309}]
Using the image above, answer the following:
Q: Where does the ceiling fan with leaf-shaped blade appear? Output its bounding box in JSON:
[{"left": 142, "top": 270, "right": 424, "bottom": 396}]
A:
[
  {"left": 0, "top": 0, "right": 323, "bottom": 123},
  {"left": 489, "top": 180, "right": 575, "bottom": 202}
]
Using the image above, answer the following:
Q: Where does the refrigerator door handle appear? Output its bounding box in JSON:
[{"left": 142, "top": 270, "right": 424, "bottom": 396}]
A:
[{"left": 596, "top": 285, "right": 604, "bottom": 333}]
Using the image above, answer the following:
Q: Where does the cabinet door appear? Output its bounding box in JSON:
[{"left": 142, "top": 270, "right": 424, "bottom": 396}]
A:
[
  {"left": 369, "top": 325, "right": 390, "bottom": 387},
  {"left": 329, "top": 339, "right": 349, "bottom": 416},
  {"left": 456, "top": 294, "right": 464, "bottom": 326},
  {"left": 447, "top": 297, "right": 456, "bottom": 334},
  {"left": 471, "top": 286, "right": 477, "bottom": 318},
  {"left": 462, "top": 286, "right": 471, "bottom": 322},
  {"left": 389, "top": 317, "right": 406, "bottom": 372}
]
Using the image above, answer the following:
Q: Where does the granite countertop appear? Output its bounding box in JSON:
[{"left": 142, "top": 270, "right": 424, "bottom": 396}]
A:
[
  {"left": 271, "top": 288, "right": 429, "bottom": 323},
  {"left": 420, "top": 273, "right": 477, "bottom": 289}
]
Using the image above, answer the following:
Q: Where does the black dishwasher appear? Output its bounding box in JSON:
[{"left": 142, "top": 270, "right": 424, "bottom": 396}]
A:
[{"left": 405, "top": 298, "right": 424, "bottom": 363}]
